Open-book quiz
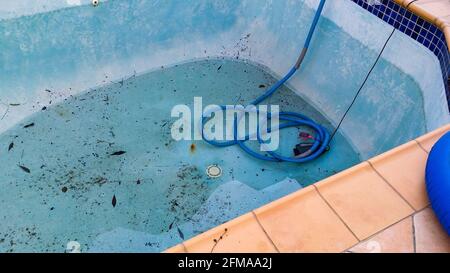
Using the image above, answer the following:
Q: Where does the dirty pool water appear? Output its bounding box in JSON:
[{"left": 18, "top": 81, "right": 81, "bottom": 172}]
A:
[{"left": 0, "top": 59, "right": 360, "bottom": 252}]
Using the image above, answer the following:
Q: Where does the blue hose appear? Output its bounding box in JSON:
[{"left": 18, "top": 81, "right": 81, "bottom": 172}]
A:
[{"left": 202, "top": 0, "right": 329, "bottom": 163}]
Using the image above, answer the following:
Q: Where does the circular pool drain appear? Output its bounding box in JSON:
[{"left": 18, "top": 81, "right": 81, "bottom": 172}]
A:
[{"left": 206, "top": 165, "right": 222, "bottom": 178}]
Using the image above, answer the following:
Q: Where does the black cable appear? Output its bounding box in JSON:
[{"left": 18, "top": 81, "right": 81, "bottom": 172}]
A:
[
  {"left": 329, "top": 28, "right": 395, "bottom": 141},
  {"left": 330, "top": 0, "right": 419, "bottom": 142}
]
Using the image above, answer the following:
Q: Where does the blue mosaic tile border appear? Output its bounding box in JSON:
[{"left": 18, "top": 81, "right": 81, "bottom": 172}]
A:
[{"left": 351, "top": 0, "right": 450, "bottom": 111}]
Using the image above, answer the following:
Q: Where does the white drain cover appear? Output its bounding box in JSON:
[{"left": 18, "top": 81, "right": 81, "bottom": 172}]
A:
[{"left": 206, "top": 165, "right": 222, "bottom": 178}]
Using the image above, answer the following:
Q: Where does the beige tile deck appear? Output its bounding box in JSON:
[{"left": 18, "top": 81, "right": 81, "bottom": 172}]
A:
[
  {"left": 415, "top": 0, "right": 450, "bottom": 18},
  {"left": 315, "top": 162, "right": 414, "bottom": 241},
  {"left": 369, "top": 141, "right": 429, "bottom": 211},
  {"left": 349, "top": 217, "right": 414, "bottom": 253},
  {"left": 254, "top": 186, "right": 358, "bottom": 253},
  {"left": 414, "top": 208, "right": 450, "bottom": 253},
  {"left": 164, "top": 244, "right": 187, "bottom": 253}
]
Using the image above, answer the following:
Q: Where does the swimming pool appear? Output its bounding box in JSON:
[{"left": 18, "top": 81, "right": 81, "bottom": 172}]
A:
[{"left": 0, "top": 0, "right": 448, "bottom": 252}]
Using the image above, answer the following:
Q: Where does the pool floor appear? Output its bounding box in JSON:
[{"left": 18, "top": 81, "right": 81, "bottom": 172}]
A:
[{"left": 0, "top": 59, "right": 360, "bottom": 252}]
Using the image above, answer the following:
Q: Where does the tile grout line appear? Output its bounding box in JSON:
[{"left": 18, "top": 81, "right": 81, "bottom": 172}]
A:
[
  {"left": 414, "top": 139, "right": 429, "bottom": 154},
  {"left": 342, "top": 206, "right": 430, "bottom": 253},
  {"left": 313, "top": 185, "right": 361, "bottom": 242},
  {"left": 181, "top": 242, "right": 189, "bottom": 253},
  {"left": 251, "top": 211, "right": 281, "bottom": 253},
  {"left": 341, "top": 214, "right": 413, "bottom": 253},
  {"left": 367, "top": 161, "right": 417, "bottom": 212}
]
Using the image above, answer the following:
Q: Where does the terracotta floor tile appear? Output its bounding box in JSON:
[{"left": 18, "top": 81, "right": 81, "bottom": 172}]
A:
[
  {"left": 369, "top": 141, "right": 429, "bottom": 210},
  {"left": 183, "top": 213, "right": 277, "bottom": 253},
  {"left": 416, "top": 1, "right": 450, "bottom": 18},
  {"left": 254, "top": 186, "right": 358, "bottom": 253},
  {"left": 316, "top": 162, "right": 414, "bottom": 240},
  {"left": 416, "top": 124, "right": 450, "bottom": 152},
  {"left": 414, "top": 208, "right": 450, "bottom": 253},
  {"left": 349, "top": 217, "right": 414, "bottom": 253},
  {"left": 164, "top": 244, "right": 186, "bottom": 253}
]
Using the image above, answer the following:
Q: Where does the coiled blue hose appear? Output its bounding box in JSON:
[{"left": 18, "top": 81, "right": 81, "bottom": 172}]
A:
[{"left": 202, "top": 0, "right": 330, "bottom": 163}]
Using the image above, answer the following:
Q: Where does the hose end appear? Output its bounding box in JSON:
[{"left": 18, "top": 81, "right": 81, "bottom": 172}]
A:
[{"left": 295, "top": 47, "right": 308, "bottom": 69}]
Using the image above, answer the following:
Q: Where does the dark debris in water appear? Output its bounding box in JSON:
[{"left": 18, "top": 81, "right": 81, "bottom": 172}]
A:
[
  {"left": 112, "top": 195, "right": 117, "bottom": 207},
  {"left": 8, "top": 142, "right": 14, "bottom": 151},
  {"left": 111, "top": 151, "right": 126, "bottom": 156},
  {"left": 18, "top": 165, "right": 30, "bottom": 173},
  {"left": 177, "top": 226, "right": 184, "bottom": 240},
  {"left": 93, "top": 177, "right": 107, "bottom": 185},
  {"left": 165, "top": 164, "right": 210, "bottom": 225},
  {"left": 23, "top": 123, "right": 35, "bottom": 129},
  {"left": 0, "top": 59, "right": 320, "bottom": 251},
  {"left": 176, "top": 165, "right": 202, "bottom": 181}
]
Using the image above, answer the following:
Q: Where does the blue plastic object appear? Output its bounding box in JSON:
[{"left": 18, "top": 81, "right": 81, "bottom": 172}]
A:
[
  {"left": 201, "top": 0, "right": 330, "bottom": 163},
  {"left": 425, "top": 131, "right": 450, "bottom": 235}
]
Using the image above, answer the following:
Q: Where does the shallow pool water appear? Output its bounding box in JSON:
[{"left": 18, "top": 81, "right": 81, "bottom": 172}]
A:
[{"left": 0, "top": 59, "right": 360, "bottom": 252}]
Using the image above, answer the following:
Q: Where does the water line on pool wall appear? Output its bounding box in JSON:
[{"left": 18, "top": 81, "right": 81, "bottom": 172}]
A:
[{"left": 201, "top": 0, "right": 330, "bottom": 163}]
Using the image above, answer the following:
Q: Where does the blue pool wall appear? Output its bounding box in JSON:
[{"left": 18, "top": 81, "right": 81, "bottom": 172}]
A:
[{"left": 0, "top": 0, "right": 449, "bottom": 160}]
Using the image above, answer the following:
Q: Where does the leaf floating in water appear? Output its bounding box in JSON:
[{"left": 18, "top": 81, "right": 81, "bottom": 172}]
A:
[
  {"left": 112, "top": 195, "right": 117, "bottom": 207},
  {"left": 259, "top": 84, "right": 266, "bottom": 89},
  {"left": 177, "top": 227, "right": 185, "bottom": 240},
  {"left": 217, "top": 65, "right": 222, "bottom": 71},
  {"left": 111, "top": 151, "right": 126, "bottom": 156},
  {"left": 8, "top": 142, "right": 14, "bottom": 151},
  {"left": 23, "top": 123, "right": 35, "bottom": 128},
  {"left": 18, "top": 165, "right": 31, "bottom": 173},
  {"left": 169, "top": 221, "right": 174, "bottom": 230},
  {"left": 9, "top": 103, "right": 21, "bottom": 107}
]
